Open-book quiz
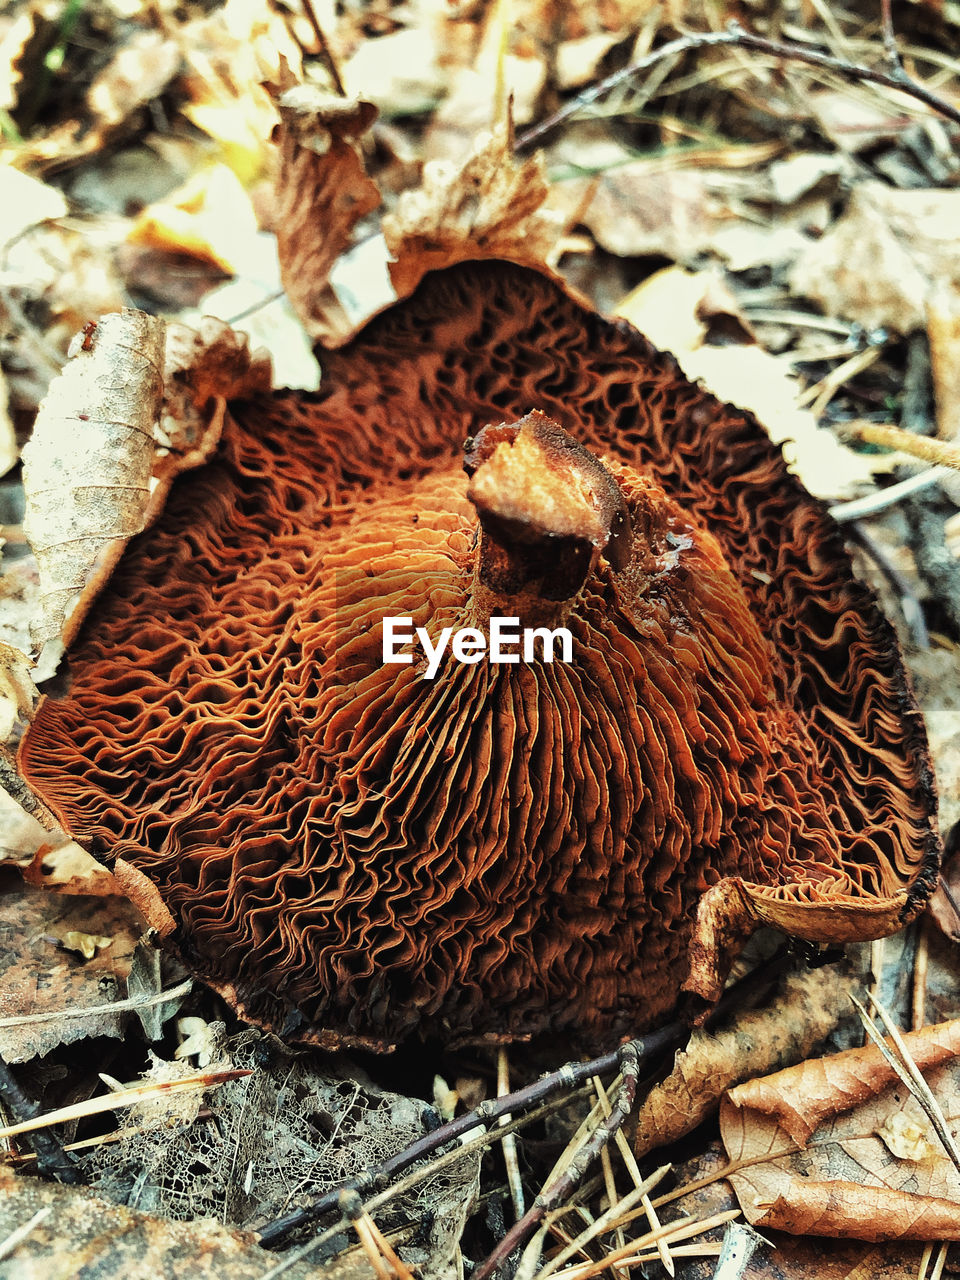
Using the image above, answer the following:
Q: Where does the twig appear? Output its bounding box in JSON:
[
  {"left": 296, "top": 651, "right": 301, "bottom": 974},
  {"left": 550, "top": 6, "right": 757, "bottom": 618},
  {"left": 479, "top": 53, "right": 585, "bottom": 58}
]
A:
[
  {"left": 0, "top": 1053, "right": 79, "bottom": 1184},
  {"left": 473, "top": 1041, "right": 644, "bottom": 1280},
  {"left": 839, "top": 422, "right": 960, "bottom": 472},
  {"left": 256, "top": 1022, "right": 685, "bottom": 1249},
  {"left": 514, "top": 22, "right": 960, "bottom": 154},
  {"left": 845, "top": 523, "right": 928, "bottom": 650},
  {"left": 300, "top": 0, "right": 346, "bottom": 96}
]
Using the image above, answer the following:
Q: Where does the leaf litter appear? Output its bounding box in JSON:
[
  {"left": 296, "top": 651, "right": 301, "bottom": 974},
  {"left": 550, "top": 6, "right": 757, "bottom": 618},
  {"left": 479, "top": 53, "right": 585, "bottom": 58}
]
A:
[{"left": 1, "top": 0, "right": 960, "bottom": 1276}]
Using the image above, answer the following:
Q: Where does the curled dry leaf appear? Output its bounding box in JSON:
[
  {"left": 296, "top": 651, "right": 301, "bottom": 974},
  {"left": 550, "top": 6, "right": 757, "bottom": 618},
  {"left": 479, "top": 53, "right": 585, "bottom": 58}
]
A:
[
  {"left": 633, "top": 964, "right": 857, "bottom": 1158},
  {"left": 382, "top": 117, "right": 565, "bottom": 301},
  {"left": 720, "top": 1018, "right": 960, "bottom": 1240},
  {"left": 22, "top": 310, "right": 271, "bottom": 660},
  {"left": 271, "top": 85, "right": 382, "bottom": 346}
]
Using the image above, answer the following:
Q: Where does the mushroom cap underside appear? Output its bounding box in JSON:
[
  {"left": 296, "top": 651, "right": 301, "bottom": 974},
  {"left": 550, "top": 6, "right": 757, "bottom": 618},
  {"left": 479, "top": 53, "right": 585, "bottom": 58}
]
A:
[{"left": 19, "top": 261, "right": 941, "bottom": 1050}]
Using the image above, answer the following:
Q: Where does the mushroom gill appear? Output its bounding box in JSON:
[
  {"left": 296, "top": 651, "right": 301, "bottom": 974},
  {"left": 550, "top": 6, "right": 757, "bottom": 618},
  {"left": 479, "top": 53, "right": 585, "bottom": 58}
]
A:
[{"left": 19, "top": 261, "right": 941, "bottom": 1051}]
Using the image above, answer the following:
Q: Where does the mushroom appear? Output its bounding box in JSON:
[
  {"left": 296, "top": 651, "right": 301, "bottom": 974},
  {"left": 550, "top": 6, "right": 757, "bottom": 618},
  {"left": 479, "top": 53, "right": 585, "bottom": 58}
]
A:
[{"left": 19, "top": 261, "right": 941, "bottom": 1051}]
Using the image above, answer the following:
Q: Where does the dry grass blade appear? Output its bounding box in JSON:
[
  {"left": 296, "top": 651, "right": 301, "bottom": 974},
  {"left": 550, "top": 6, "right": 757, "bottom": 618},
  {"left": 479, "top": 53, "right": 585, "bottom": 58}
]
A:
[
  {"left": 499, "top": 1047, "right": 525, "bottom": 1219},
  {"left": 796, "top": 346, "right": 881, "bottom": 417},
  {"left": 548, "top": 1209, "right": 741, "bottom": 1280},
  {"left": 828, "top": 467, "right": 949, "bottom": 523},
  {"left": 0, "top": 977, "right": 193, "bottom": 1028},
  {"left": 0, "top": 1067, "right": 251, "bottom": 1140},
  {"left": 852, "top": 995, "right": 960, "bottom": 1175},
  {"left": 0, "top": 1206, "right": 51, "bottom": 1262},
  {"left": 591, "top": 1076, "right": 673, "bottom": 1278}
]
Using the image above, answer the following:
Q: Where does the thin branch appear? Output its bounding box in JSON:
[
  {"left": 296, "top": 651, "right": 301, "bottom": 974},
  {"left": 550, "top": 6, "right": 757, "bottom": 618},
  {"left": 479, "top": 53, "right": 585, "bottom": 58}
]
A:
[
  {"left": 514, "top": 21, "right": 960, "bottom": 154},
  {"left": 256, "top": 1021, "right": 685, "bottom": 1248},
  {"left": 472, "top": 1041, "right": 644, "bottom": 1280},
  {"left": 300, "top": 0, "right": 346, "bottom": 96}
]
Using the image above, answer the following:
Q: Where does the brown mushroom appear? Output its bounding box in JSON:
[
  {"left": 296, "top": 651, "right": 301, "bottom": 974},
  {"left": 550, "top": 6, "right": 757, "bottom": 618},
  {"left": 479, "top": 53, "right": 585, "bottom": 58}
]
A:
[{"left": 19, "top": 261, "right": 941, "bottom": 1051}]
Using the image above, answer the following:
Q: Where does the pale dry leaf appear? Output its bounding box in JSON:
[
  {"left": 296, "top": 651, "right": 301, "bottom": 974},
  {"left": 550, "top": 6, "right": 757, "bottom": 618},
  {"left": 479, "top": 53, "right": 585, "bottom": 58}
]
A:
[
  {"left": 551, "top": 164, "right": 720, "bottom": 262},
  {"left": 382, "top": 117, "right": 565, "bottom": 300},
  {"left": 22, "top": 309, "right": 165, "bottom": 654},
  {"left": 634, "top": 965, "right": 856, "bottom": 1158},
  {"left": 615, "top": 267, "right": 881, "bottom": 500},
  {"left": 720, "top": 1018, "right": 960, "bottom": 1239},
  {"left": 271, "top": 85, "right": 381, "bottom": 345},
  {"left": 0, "top": 640, "right": 37, "bottom": 743},
  {"left": 127, "top": 163, "right": 269, "bottom": 275},
  {"left": 790, "top": 182, "right": 960, "bottom": 333},
  {"left": 0, "top": 167, "right": 68, "bottom": 251}
]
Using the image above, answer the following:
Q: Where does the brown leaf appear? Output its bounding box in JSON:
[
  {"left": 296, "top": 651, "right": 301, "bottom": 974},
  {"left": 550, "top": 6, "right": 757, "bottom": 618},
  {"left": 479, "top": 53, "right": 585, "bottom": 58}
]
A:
[
  {"left": 928, "top": 280, "right": 960, "bottom": 442},
  {"left": 720, "top": 1019, "right": 960, "bottom": 1239},
  {"left": 272, "top": 86, "right": 382, "bottom": 345},
  {"left": 666, "top": 1145, "right": 943, "bottom": 1280},
  {"left": 0, "top": 874, "right": 142, "bottom": 1063},
  {"left": 382, "top": 116, "right": 564, "bottom": 300},
  {"left": 634, "top": 964, "right": 857, "bottom": 1158}
]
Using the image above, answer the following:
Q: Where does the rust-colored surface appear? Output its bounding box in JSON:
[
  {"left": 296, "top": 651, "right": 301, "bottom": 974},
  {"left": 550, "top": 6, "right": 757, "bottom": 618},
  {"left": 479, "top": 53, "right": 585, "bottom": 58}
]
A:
[{"left": 19, "top": 262, "right": 941, "bottom": 1050}]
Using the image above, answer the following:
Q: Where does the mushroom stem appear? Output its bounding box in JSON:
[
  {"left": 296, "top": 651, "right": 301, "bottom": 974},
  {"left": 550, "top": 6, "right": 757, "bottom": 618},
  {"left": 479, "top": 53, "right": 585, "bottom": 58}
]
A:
[{"left": 464, "top": 411, "right": 631, "bottom": 622}]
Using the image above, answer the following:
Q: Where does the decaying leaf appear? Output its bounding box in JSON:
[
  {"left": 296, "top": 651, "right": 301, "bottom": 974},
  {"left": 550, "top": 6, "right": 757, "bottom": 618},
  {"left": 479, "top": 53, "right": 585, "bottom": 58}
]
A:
[
  {"left": 271, "top": 85, "right": 382, "bottom": 345},
  {"left": 720, "top": 1018, "right": 960, "bottom": 1239},
  {"left": 634, "top": 964, "right": 858, "bottom": 1158},
  {"left": 0, "top": 1166, "right": 332, "bottom": 1280},
  {"left": 382, "top": 116, "right": 565, "bottom": 300},
  {"left": 0, "top": 874, "right": 142, "bottom": 1062},
  {"left": 21, "top": 309, "right": 165, "bottom": 655}
]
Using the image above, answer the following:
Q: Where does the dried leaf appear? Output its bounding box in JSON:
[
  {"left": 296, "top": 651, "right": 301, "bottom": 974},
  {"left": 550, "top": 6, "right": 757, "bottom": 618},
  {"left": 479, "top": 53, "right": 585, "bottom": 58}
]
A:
[
  {"left": 0, "top": 875, "right": 142, "bottom": 1062},
  {"left": 0, "top": 641, "right": 37, "bottom": 743},
  {"left": 22, "top": 309, "right": 165, "bottom": 654},
  {"left": 22, "top": 310, "right": 271, "bottom": 660},
  {"left": 790, "top": 182, "right": 960, "bottom": 333},
  {"left": 720, "top": 1019, "right": 960, "bottom": 1239},
  {"left": 615, "top": 268, "right": 882, "bottom": 500},
  {"left": 382, "top": 117, "right": 565, "bottom": 300},
  {"left": 634, "top": 965, "right": 857, "bottom": 1158},
  {"left": 271, "top": 87, "right": 382, "bottom": 346}
]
